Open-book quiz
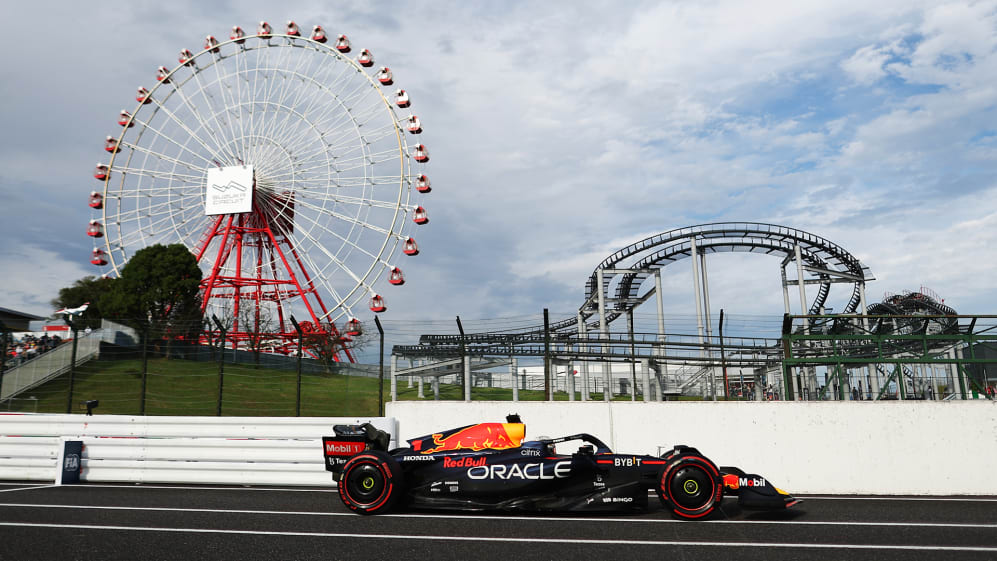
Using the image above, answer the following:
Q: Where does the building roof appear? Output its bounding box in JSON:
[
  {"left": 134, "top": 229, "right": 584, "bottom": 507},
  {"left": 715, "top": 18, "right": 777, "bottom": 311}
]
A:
[{"left": 0, "top": 307, "right": 46, "bottom": 332}]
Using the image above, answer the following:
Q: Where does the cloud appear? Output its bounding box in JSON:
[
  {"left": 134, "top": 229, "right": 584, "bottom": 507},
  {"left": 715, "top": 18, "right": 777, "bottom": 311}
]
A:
[
  {"left": 842, "top": 44, "right": 897, "bottom": 85},
  {"left": 3, "top": 1, "right": 997, "bottom": 345},
  {"left": 0, "top": 244, "right": 92, "bottom": 316}
]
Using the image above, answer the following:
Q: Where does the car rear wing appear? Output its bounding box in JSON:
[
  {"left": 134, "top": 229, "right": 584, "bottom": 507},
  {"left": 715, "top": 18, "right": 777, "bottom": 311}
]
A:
[{"left": 322, "top": 423, "right": 390, "bottom": 474}]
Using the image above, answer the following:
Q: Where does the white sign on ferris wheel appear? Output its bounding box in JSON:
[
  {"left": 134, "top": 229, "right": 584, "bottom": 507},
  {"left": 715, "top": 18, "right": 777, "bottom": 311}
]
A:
[{"left": 205, "top": 165, "right": 254, "bottom": 215}]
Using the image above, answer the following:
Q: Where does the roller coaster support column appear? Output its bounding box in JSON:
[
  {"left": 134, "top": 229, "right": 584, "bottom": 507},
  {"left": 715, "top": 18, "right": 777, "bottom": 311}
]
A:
[
  {"left": 700, "top": 252, "right": 716, "bottom": 400},
  {"left": 794, "top": 244, "right": 810, "bottom": 399},
  {"left": 654, "top": 362, "right": 668, "bottom": 402},
  {"left": 571, "top": 337, "right": 581, "bottom": 402},
  {"left": 596, "top": 269, "right": 611, "bottom": 401},
  {"left": 858, "top": 288, "right": 872, "bottom": 401},
  {"left": 627, "top": 310, "right": 637, "bottom": 401},
  {"left": 654, "top": 270, "right": 666, "bottom": 356},
  {"left": 946, "top": 348, "right": 959, "bottom": 399},
  {"left": 390, "top": 354, "right": 397, "bottom": 402},
  {"left": 577, "top": 313, "right": 590, "bottom": 401},
  {"left": 463, "top": 355, "right": 471, "bottom": 401},
  {"left": 690, "top": 237, "right": 707, "bottom": 398},
  {"left": 544, "top": 308, "right": 552, "bottom": 401},
  {"left": 641, "top": 359, "right": 651, "bottom": 402},
  {"left": 511, "top": 356, "right": 519, "bottom": 402}
]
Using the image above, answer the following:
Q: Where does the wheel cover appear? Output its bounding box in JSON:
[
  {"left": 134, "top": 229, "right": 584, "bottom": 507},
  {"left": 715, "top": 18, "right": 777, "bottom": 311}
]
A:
[
  {"left": 670, "top": 465, "right": 714, "bottom": 510},
  {"left": 345, "top": 462, "right": 386, "bottom": 505}
]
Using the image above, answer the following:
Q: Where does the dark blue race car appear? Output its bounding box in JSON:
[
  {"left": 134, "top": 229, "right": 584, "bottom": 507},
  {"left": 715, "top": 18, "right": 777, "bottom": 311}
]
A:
[{"left": 322, "top": 415, "right": 800, "bottom": 519}]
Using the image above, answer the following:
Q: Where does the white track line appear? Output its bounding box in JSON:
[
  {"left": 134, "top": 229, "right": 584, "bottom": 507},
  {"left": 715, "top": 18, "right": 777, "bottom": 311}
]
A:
[
  {"left": 1, "top": 503, "right": 995, "bottom": 529},
  {"left": 800, "top": 495, "right": 997, "bottom": 502},
  {"left": 0, "top": 485, "right": 56, "bottom": 493},
  {"left": 63, "top": 484, "right": 336, "bottom": 493},
  {"left": 0, "top": 522, "right": 994, "bottom": 552}
]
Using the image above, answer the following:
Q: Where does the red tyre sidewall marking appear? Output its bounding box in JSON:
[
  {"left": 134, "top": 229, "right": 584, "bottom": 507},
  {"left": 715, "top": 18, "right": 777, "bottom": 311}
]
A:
[
  {"left": 661, "top": 456, "right": 719, "bottom": 518},
  {"left": 340, "top": 454, "right": 394, "bottom": 513}
]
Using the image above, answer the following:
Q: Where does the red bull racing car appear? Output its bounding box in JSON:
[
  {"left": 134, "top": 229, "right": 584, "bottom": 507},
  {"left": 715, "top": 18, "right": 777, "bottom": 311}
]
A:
[{"left": 322, "top": 415, "right": 800, "bottom": 519}]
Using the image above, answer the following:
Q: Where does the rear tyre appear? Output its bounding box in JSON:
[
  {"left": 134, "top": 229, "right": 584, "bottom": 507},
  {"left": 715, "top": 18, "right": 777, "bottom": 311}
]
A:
[
  {"left": 338, "top": 450, "right": 403, "bottom": 514},
  {"left": 657, "top": 455, "right": 721, "bottom": 520}
]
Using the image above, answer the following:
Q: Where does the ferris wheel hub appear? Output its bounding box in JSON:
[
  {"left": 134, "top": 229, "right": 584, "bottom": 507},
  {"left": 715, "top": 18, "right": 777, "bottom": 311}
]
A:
[{"left": 205, "top": 165, "right": 254, "bottom": 215}]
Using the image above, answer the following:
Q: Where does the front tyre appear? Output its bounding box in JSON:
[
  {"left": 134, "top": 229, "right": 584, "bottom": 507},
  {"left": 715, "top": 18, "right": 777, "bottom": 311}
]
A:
[
  {"left": 338, "top": 450, "right": 403, "bottom": 514},
  {"left": 657, "top": 455, "right": 721, "bottom": 520}
]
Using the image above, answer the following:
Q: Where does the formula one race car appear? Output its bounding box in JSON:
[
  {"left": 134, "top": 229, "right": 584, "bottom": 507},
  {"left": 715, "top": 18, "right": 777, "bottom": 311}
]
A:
[{"left": 322, "top": 415, "right": 799, "bottom": 519}]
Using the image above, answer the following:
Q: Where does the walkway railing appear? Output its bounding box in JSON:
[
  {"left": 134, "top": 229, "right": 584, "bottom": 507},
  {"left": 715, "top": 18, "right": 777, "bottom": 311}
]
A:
[{"left": 1, "top": 332, "right": 105, "bottom": 402}]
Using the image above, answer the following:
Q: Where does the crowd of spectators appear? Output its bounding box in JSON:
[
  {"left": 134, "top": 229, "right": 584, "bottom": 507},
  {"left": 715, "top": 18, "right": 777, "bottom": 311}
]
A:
[{"left": 3, "top": 333, "right": 65, "bottom": 368}]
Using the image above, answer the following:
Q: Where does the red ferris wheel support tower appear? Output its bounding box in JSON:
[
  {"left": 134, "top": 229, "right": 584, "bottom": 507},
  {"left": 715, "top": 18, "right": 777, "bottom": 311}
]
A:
[{"left": 192, "top": 184, "right": 354, "bottom": 362}]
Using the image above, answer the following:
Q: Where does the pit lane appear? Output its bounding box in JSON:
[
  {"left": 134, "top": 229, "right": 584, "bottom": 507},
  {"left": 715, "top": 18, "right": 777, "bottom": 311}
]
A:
[{"left": 0, "top": 482, "right": 994, "bottom": 561}]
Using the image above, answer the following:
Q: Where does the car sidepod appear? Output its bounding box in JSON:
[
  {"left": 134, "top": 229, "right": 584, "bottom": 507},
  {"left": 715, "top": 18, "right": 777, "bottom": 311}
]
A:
[{"left": 396, "top": 448, "right": 651, "bottom": 513}]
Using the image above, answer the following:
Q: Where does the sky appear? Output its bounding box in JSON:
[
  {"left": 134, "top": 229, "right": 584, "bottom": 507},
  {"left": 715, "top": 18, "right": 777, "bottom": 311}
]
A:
[{"left": 2, "top": 1, "right": 997, "bottom": 353}]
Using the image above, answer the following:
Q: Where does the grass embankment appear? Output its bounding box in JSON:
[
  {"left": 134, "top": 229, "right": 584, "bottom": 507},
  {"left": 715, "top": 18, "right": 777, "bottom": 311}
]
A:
[{"left": 4, "top": 357, "right": 624, "bottom": 416}]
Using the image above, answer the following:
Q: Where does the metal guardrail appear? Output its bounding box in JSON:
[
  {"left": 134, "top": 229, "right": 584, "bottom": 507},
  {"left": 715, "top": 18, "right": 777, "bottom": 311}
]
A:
[{"left": 0, "top": 414, "right": 395, "bottom": 485}]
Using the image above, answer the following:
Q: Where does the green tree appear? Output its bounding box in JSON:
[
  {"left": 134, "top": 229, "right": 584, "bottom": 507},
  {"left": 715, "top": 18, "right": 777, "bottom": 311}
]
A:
[
  {"left": 103, "top": 244, "right": 203, "bottom": 341},
  {"left": 51, "top": 275, "right": 117, "bottom": 330}
]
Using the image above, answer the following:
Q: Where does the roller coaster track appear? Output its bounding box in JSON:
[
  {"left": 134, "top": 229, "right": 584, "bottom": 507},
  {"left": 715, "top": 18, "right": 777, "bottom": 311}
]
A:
[
  {"left": 396, "top": 223, "right": 977, "bottom": 404},
  {"left": 411, "top": 223, "right": 875, "bottom": 348}
]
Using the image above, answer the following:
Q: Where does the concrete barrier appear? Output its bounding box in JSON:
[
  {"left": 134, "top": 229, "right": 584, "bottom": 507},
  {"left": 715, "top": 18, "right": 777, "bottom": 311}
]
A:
[
  {"left": 385, "top": 400, "right": 997, "bottom": 495},
  {"left": 4, "top": 403, "right": 994, "bottom": 495}
]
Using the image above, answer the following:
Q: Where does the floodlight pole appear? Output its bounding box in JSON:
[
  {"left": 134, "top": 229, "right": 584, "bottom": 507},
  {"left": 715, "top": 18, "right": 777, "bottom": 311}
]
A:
[
  {"left": 456, "top": 316, "right": 468, "bottom": 400},
  {"left": 139, "top": 322, "right": 149, "bottom": 415},
  {"left": 291, "top": 316, "right": 303, "bottom": 417},
  {"left": 375, "top": 316, "right": 385, "bottom": 416},
  {"left": 212, "top": 315, "right": 226, "bottom": 416},
  {"left": 65, "top": 318, "right": 79, "bottom": 414},
  {"left": 0, "top": 320, "right": 8, "bottom": 403}
]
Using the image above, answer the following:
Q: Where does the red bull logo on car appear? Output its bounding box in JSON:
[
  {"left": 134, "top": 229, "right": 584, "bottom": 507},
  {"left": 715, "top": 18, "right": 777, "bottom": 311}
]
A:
[
  {"left": 419, "top": 423, "right": 526, "bottom": 454},
  {"left": 442, "top": 456, "right": 487, "bottom": 468}
]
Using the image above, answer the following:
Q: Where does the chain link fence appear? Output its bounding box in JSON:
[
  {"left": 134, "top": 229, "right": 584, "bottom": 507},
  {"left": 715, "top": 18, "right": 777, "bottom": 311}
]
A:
[{"left": 0, "top": 320, "right": 386, "bottom": 416}]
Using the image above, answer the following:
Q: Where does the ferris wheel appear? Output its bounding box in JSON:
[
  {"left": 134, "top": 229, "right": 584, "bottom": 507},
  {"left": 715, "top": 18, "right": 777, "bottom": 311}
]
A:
[{"left": 86, "top": 20, "right": 431, "bottom": 358}]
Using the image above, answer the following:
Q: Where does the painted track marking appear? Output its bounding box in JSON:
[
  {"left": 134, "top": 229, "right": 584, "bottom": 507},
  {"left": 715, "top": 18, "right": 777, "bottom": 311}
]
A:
[
  {"left": 0, "top": 522, "right": 994, "bottom": 552},
  {"left": 1, "top": 503, "right": 995, "bottom": 529}
]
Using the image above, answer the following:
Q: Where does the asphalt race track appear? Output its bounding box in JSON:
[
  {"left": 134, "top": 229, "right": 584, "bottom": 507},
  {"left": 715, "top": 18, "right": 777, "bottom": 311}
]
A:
[{"left": 0, "top": 482, "right": 994, "bottom": 561}]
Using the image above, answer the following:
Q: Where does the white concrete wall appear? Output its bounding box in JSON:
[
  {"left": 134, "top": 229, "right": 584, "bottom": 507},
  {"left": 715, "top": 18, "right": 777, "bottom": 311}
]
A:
[{"left": 385, "top": 401, "right": 997, "bottom": 495}]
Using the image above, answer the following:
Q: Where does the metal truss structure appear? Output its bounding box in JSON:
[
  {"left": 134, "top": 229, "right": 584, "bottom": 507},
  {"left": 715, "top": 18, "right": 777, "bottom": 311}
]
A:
[
  {"left": 390, "top": 223, "right": 993, "bottom": 402},
  {"left": 782, "top": 314, "right": 994, "bottom": 401}
]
